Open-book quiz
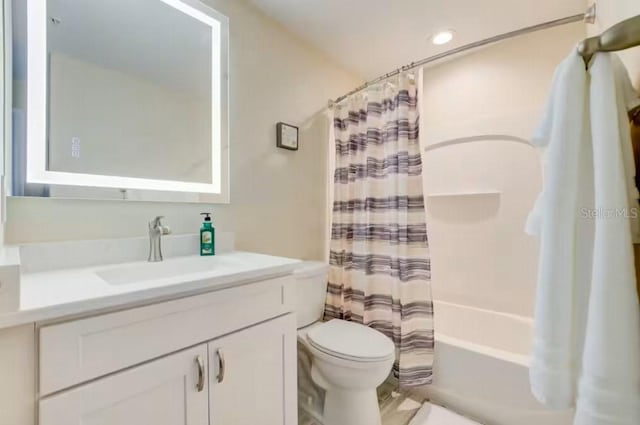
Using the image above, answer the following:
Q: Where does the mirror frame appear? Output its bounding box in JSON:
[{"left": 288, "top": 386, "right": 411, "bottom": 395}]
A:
[{"left": 22, "top": 0, "right": 229, "bottom": 202}]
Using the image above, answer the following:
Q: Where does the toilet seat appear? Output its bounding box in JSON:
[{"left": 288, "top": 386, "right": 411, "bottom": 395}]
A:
[{"left": 306, "top": 319, "right": 395, "bottom": 363}]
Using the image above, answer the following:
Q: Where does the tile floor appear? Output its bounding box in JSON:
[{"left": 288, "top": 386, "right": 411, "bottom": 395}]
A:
[
  {"left": 299, "top": 381, "right": 483, "bottom": 425},
  {"left": 378, "top": 381, "right": 429, "bottom": 425}
]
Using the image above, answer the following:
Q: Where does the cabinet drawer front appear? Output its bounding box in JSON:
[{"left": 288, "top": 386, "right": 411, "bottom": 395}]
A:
[
  {"left": 40, "top": 344, "right": 209, "bottom": 425},
  {"left": 40, "top": 276, "right": 294, "bottom": 395}
]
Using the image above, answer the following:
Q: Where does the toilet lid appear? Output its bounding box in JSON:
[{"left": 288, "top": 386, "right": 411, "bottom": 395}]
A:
[{"left": 306, "top": 319, "right": 395, "bottom": 362}]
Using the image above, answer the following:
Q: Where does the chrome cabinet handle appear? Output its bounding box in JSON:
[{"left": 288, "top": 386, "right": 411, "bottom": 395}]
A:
[
  {"left": 216, "top": 349, "right": 225, "bottom": 383},
  {"left": 195, "top": 355, "right": 205, "bottom": 392}
]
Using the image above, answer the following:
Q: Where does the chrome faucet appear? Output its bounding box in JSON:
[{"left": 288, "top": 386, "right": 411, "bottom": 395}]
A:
[{"left": 148, "top": 216, "right": 171, "bottom": 262}]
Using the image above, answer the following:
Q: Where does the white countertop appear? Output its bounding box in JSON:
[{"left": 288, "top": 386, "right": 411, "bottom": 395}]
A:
[{"left": 0, "top": 251, "right": 301, "bottom": 330}]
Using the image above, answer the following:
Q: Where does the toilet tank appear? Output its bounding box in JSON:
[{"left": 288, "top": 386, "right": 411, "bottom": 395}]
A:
[{"left": 293, "top": 261, "right": 329, "bottom": 328}]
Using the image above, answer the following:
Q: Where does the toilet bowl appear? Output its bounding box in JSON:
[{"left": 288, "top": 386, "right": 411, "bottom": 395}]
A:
[
  {"left": 294, "top": 262, "right": 395, "bottom": 425},
  {"left": 300, "top": 319, "right": 395, "bottom": 425}
]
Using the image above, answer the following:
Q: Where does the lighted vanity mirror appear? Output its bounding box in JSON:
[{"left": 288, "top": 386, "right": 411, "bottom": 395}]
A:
[{"left": 9, "top": 0, "right": 229, "bottom": 202}]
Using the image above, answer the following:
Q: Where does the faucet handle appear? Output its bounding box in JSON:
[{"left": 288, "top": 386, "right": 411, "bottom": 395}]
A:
[{"left": 149, "top": 216, "right": 165, "bottom": 229}]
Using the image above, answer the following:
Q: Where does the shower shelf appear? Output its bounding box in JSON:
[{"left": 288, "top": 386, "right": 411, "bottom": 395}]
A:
[{"left": 426, "top": 190, "right": 501, "bottom": 200}]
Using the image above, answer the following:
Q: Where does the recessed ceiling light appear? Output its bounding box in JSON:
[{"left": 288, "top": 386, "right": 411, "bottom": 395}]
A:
[{"left": 431, "top": 30, "right": 455, "bottom": 45}]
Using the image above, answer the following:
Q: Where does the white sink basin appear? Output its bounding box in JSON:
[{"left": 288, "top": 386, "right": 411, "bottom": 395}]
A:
[{"left": 96, "top": 256, "right": 230, "bottom": 285}]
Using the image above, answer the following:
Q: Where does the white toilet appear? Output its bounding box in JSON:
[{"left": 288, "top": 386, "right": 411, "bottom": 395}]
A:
[{"left": 293, "top": 262, "right": 395, "bottom": 425}]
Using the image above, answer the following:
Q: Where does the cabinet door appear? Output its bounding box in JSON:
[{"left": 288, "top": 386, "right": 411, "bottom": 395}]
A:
[
  {"left": 209, "top": 314, "right": 297, "bottom": 425},
  {"left": 39, "top": 344, "right": 209, "bottom": 425}
]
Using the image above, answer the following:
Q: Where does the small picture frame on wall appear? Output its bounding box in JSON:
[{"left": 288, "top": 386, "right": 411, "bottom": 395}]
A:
[{"left": 276, "top": 122, "right": 299, "bottom": 151}]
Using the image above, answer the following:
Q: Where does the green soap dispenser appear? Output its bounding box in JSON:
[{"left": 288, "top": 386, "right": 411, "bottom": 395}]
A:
[{"left": 200, "top": 213, "right": 215, "bottom": 256}]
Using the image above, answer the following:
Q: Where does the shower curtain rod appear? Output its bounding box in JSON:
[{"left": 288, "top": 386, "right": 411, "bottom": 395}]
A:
[{"left": 329, "top": 7, "right": 595, "bottom": 107}]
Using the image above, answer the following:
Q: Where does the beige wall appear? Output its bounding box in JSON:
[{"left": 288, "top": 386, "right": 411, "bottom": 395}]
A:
[
  {"left": 588, "top": 0, "right": 640, "bottom": 87},
  {"left": 5, "top": 0, "right": 361, "bottom": 261},
  {"left": 421, "top": 23, "right": 586, "bottom": 317}
]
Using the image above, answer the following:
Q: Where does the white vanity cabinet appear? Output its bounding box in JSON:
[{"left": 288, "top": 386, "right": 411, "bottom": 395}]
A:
[{"left": 36, "top": 275, "right": 298, "bottom": 425}]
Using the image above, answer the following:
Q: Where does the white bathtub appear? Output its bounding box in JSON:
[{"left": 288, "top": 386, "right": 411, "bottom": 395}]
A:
[{"left": 416, "top": 300, "right": 574, "bottom": 425}]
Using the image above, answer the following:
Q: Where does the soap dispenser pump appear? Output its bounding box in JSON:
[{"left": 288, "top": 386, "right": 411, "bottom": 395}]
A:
[{"left": 200, "top": 213, "right": 215, "bottom": 256}]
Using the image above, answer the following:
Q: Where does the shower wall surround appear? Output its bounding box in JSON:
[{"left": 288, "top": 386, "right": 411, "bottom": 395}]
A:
[
  {"left": 4, "top": 0, "right": 361, "bottom": 262},
  {"left": 420, "top": 23, "right": 586, "bottom": 318}
]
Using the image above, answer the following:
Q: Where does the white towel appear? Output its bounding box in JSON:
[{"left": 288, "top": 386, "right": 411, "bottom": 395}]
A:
[
  {"left": 574, "top": 53, "right": 640, "bottom": 425},
  {"left": 526, "top": 50, "right": 592, "bottom": 409},
  {"left": 527, "top": 49, "right": 640, "bottom": 424}
]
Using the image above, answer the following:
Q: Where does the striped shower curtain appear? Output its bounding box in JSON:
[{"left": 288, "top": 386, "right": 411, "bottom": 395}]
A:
[{"left": 325, "top": 73, "right": 434, "bottom": 387}]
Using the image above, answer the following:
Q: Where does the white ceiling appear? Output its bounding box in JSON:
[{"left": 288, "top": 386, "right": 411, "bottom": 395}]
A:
[{"left": 249, "top": 0, "right": 587, "bottom": 79}]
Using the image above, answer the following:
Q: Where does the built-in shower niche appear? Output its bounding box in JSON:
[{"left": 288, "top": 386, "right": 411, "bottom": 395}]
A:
[{"left": 426, "top": 191, "right": 501, "bottom": 222}]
